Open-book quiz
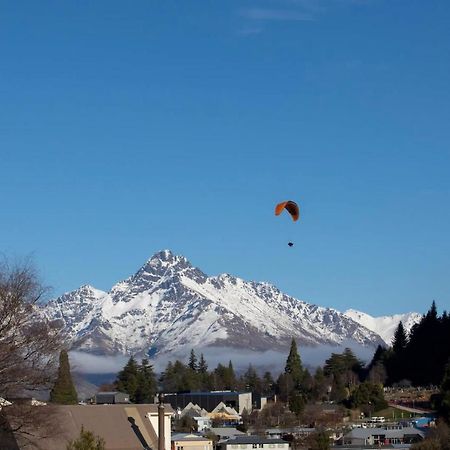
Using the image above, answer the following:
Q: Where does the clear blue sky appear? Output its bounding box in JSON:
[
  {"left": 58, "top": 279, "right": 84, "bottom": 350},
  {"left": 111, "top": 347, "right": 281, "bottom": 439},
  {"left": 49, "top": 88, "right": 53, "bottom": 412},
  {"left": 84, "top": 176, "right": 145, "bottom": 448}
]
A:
[{"left": 1, "top": 1, "right": 449, "bottom": 316}]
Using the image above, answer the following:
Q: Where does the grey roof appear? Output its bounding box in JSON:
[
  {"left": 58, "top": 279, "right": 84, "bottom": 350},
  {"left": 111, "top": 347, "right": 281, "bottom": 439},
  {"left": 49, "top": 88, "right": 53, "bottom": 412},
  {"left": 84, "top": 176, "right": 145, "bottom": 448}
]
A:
[
  {"left": 265, "top": 428, "right": 315, "bottom": 434},
  {"left": 166, "top": 391, "right": 250, "bottom": 397},
  {"left": 208, "top": 427, "right": 246, "bottom": 436},
  {"left": 172, "top": 433, "right": 212, "bottom": 442},
  {"left": 224, "top": 436, "right": 288, "bottom": 445},
  {"left": 346, "top": 427, "right": 425, "bottom": 440}
]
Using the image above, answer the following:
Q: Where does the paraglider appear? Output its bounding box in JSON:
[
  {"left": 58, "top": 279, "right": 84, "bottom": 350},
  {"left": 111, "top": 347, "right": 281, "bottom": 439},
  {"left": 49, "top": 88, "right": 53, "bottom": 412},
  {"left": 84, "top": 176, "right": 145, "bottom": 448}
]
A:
[
  {"left": 274, "top": 200, "right": 299, "bottom": 222},
  {"left": 275, "top": 200, "right": 300, "bottom": 247}
]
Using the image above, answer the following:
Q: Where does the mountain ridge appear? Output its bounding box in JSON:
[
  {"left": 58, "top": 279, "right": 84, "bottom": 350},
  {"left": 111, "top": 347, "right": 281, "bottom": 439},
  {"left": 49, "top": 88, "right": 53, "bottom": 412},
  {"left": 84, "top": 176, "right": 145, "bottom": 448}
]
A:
[{"left": 42, "top": 250, "right": 401, "bottom": 360}]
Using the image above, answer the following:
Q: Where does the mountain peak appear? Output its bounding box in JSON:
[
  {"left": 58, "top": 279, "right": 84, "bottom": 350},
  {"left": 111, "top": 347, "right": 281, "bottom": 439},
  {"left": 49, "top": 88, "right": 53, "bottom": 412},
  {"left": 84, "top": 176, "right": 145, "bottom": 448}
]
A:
[{"left": 140, "top": 250, "right": 194, "bottom": 276}]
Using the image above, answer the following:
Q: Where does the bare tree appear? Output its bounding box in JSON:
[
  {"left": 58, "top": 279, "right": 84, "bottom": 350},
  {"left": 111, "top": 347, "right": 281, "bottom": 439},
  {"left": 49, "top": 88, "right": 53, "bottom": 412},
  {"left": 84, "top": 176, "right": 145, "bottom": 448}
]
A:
[{"left": 0, "top": 259, "right": 63, "bottom": 447}]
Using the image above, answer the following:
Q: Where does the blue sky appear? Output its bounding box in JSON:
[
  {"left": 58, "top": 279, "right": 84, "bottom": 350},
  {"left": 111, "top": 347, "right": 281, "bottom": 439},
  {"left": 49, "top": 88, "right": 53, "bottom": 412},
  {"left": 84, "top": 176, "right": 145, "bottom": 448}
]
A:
[{"left": 1, "top": 0, "right": 449, "bottom": 316}]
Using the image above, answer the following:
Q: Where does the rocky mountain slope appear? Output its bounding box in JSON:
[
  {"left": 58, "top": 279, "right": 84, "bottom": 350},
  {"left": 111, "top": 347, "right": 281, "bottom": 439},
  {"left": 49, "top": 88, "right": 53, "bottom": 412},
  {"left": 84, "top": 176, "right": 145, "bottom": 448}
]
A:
[{"left": 43, "top": 250, "right": 386, "bottom": 358}]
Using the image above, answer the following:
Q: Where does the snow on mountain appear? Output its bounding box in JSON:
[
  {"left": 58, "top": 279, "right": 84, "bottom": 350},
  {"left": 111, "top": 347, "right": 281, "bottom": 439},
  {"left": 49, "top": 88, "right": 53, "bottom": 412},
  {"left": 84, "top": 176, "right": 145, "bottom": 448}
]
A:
[
  {"left": 344, "top": 309, "right": 422, "bottom": 345},
  {"left": 43, "top": 250, "right": 386, "bottom": 359}
]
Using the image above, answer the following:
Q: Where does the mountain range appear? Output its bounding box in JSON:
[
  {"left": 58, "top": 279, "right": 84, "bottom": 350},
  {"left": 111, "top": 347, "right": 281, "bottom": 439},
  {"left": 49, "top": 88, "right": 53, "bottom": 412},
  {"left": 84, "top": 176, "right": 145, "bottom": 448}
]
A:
[{"left": 41, "top": 250, "right": 421, "bottom": 367}]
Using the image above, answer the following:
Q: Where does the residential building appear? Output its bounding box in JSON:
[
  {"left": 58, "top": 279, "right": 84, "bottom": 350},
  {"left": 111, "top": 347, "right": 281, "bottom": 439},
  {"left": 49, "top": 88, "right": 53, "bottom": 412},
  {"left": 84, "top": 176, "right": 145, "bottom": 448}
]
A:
[
  {"left": 218, "top": 436, "right": 290, "bottom": 450},
  {"left": 163, "top": 391, "right": 252, "bottom": 414},
  {"left": 172, "top": 433, "right": 213, "bottom": 450},
  {"left": 1, "top": 403, "right": 173, "bottom": 450},
  {"left": 94, "top": 391, "right": 130, "bottom": 404},
  {"left": 193, "top": 416, "right": 212, "bottom": 432},
  {"left": 342, "top": 426, "right": 425, "bottom": 446},
  {"left": 205, "top": 428, "right": 246, "bottom": 441},
  {"left": 265, "top": 427, "right": 315, "bottom": 440}
]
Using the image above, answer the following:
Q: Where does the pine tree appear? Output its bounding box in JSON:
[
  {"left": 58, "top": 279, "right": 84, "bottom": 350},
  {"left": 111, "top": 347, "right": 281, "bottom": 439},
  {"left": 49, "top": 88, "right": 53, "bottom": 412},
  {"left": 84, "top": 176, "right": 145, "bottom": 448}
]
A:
[
  {"left": 116, "top": 356, "right": 139, "bottom": 402},
  {"left": 135, "top": 358, "right": 157, "bottom": 403},
  {"left": 262, "top": 371, "right": 274, "bottom": 395},
  {"left": 50, "top": 350, "right": 78, "bottom": 404},
  {"left": 188, "top": 349, "right": 198, "bottom": 371},
  {"left": 392, "top": 322, "right": 408, "bottom": 354},
  {"left": 197, "top": 354, "right": 210, "bottom": 390},
  {"left": 242, "top": 364, "right": 261, "bottom": 392},
  {"left": 439, "top": 361, "right": 450, "bottom": 423},
  {"left": 66, "top": 426, "right": 105, "bottom": 450},
  {"left": 198, "top": 353, "right": 208, "bottom": 373},
  {"left": 285, "top": 338, "right": 304, "bottom": 387}
]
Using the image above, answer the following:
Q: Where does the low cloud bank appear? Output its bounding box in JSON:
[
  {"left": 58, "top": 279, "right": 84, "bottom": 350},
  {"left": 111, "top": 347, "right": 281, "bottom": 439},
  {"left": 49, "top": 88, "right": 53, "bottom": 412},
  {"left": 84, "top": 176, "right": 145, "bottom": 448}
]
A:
[
  {"left": 69, "top": 351, "right": 129, "bottom": 374},
  {"left": 70, "top": 341, "right": 376, "bottom": 376}
]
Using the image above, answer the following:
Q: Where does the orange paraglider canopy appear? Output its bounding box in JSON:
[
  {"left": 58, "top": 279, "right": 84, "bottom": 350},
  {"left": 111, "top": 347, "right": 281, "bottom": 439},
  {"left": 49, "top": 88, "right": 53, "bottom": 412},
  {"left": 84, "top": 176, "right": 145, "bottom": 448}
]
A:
[{"left": 275, "top": 201, "right": 300, "bottom": 222}]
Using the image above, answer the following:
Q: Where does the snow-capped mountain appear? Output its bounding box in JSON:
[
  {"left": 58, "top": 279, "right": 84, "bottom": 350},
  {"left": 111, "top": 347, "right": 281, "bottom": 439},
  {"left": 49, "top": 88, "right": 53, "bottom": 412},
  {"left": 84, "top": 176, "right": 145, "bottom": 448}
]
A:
[
  {"left": 344, "top": 309, "right": 422, "bottom": 345},
  {"left": 43, "top": 250, "right": 386, "bottom": 359}
]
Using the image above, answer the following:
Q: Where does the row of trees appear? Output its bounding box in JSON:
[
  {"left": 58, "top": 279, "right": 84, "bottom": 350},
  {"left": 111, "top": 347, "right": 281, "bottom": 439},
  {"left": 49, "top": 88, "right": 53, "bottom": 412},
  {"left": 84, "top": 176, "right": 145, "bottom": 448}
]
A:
[
  {"left": 382, "top": 301, "right": 450, "bottom": 386},
  {"left": 114, "top": 339, "right": 387, "bottom": 418}
]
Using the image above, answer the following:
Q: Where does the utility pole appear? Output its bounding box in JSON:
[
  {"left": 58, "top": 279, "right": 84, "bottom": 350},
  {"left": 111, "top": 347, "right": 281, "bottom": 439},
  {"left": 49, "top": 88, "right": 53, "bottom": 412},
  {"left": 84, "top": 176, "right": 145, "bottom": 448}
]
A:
[{"left": 158, "top": 393, "right": 165, "bottom": 450}]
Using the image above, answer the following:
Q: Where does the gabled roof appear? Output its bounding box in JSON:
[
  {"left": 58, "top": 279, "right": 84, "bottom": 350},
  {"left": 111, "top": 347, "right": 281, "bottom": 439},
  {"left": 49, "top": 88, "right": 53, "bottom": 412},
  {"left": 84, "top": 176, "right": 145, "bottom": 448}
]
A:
[
  {"left": 346, "top": 427, "right": 425, "bottom": 440},
  {"left": 172, "top": 433, "right": 212, "bottom": 442},
  {"left": 5, "top": 403, "right": 173, "bottom": 450},
  {"left": 211, "top": 402, "right": 239, "bottom": 416}
]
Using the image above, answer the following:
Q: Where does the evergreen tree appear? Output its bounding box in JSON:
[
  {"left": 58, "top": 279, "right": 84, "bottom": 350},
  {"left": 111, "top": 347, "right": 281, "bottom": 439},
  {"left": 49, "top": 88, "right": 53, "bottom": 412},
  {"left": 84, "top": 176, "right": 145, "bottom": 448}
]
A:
[
  {"left": 197, "top": 354, "right": 211, "bottom": 390},
  {"left": 198, "top": 353, "right": 208, "bottom": 373},
  {"left": 50, "top": 350, "right": 78, "bottom": 404},
  {"left": 262, "top": 371, "right": 274, "bottom": 395},
  {"left": 116, "top": 356, "right": 139, "bottom": 402},
  {"left": 349, "top": 381, "right": 387, "bottom": 412},
  {"left": 222, "top": 361, "right": 237, "bottom": 390},
  {"left": 135, "top": 358, "right": 157, "bottom": 403},
  {"left": 285, "top": 338, "right": 304, "bottom": 387},
  {"left": 188, "top": 349, "right": 198, "bottom": 371},
  {"left": 439, "top": 361, "right": 450, "bottom": 423},
  {"left": 66, "top": 426, "right": 105, "bottom": 450},
  {"left": 392, "top": 321, "right": 408, "bottom": 354},
  {"left": 241, "top": 364, "right": 261, "bottom": 392},
  {"left": 288, "top": 391, "right": 305, "bottom": 416},
  {"left": 275, "top": 372, "right": 294, "bottom": 402}
]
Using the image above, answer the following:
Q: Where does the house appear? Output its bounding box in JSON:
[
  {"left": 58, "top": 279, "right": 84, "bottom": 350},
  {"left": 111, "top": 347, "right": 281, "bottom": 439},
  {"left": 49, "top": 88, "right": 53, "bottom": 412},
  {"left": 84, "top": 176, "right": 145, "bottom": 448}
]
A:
[
  {"left": 172, "top": 432, "right": 213, "bottom": 450},
  {"left": 265, "top": 427, "right": 315, "bottom": 440},
  {"left": 163, "top": 391, "right": 252, "bottom": 414},
  {"left": 218, "top": 435, "right": 290, "bottom": 450},
  {"left": 193, "top": 416, "right": 212, "bottom": 432},
  {"left": 205, "top": 427, "right": 246, "bottom": 441},
  {"left": 94, "top": 391, "right": 130, "bottom": 404},
  {"left": 209, "top": 402, "right": 241, "bottom": 426},
  {"left": 2, "top": 403, "right": 173, "bottom": 450},
  {"left": 342, "top": 425, "right": 425, "bottom": 446}
]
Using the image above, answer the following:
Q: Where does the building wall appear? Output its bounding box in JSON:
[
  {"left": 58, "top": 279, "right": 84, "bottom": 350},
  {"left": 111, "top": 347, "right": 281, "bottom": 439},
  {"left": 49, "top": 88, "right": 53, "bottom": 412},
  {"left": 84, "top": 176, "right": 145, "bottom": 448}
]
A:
[
  {"left": 237, "top": 393, "right": 252, "bottom": 414},
  {"left": 225, "top": 443, "right": 289, "bottom": 450},
  {"left": 147, "top": 409, "right": 172, "bottom": 450},
  {"left": 172, "top": 440, "right": 213, "bottom": 450}
]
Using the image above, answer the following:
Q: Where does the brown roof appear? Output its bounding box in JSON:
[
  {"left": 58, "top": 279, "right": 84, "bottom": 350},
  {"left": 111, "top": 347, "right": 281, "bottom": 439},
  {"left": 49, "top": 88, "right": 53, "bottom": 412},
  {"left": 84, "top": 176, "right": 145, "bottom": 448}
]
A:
[{"left": 5, "top": 403, "right": 173, "bottom": 450}]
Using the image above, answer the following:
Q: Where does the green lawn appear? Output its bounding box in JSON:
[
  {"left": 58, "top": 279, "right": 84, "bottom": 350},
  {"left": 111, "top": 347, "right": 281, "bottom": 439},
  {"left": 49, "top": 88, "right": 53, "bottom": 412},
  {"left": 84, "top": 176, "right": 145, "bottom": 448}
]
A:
[{"left": 372, "top": 406, "right": 420, "bottom": 420}]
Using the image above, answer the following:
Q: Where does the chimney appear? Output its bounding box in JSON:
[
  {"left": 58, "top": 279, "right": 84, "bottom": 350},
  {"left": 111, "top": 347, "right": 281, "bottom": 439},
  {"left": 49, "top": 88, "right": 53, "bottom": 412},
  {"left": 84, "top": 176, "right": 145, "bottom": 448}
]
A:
[{"left": 158, "top": 393, "right": 165, "bottom": 450}]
